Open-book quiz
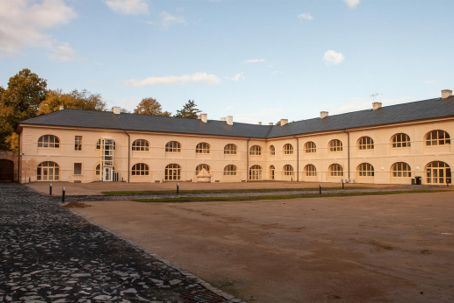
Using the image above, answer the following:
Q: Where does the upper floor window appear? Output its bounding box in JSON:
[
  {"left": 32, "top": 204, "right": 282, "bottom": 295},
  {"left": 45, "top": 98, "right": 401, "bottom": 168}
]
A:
[
  {"left": 329, "top": 139, "right": 343, "bottom": 152},
  {"left": 250, "top": 145, "right": 262, "bottom": 156},
  {"left": 96, "top": 139, "right": 116, "bottom": 150},
  {"left": 132, "top": 139, "right": 150, "bottom": 151},
  {"left": 224, "top": 144, "right": 237, "bottom": 155},
  {"left": 196, "top": 142, "right": 211, "bottom": 154},
  {"left": 305, "top": 142, "right": 316, "bottom": 153},
  {"left": 269, "top": 145, "right": 275, "bottom": 156},
  {"left": 357, "top": 136, "right": 374, "bottom": 150},
  {"left": 166, "top": 141, "right": 181, "bottom": 153},
  {"left": 305, "top": 164, "right": 316, "bottom": 176},
  {"left": 425, "top": 130, "right": 451, "bottom": 146},
  {"left": 283, "top": 144, "right": 294, "bottom": 155},
  {"left": 358, "top": 163, "right": 374, "bottom": 177},
  {"left": 74, "top": 136, "right": 82, "bottom": 151},
  {"left": 392, "top": 133, "right": 411, "bottom": 148},
  {"left": 38, "top": 135, "right": 60, "bottom": 148},
  {"left": 283, "top": 164, "right": 294, "bottom": 176},
  {"left": 329, "top": 164, "right": 343, "bottom": 177},
  {"left": 132, "top": 163, "right": 149, "bottom": 175}
]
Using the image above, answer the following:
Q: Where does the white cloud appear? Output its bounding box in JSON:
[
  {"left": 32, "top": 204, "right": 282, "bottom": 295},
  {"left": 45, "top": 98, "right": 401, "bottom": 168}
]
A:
[
  {"left": 323, "top": 50, "right": 345, "bottom": 66},
  {"left": 297, "top": 13, "right": 313, "bottom": 21},
  {"left": 0, "top": 0, "right": 78, "bottom": 61},
  {"left": 235, "top": 108, "right": 284, "bottom": 124},
  {"left": 159, "top": 11, "right": 187, "bottom": 28},
  {"left": 126, "top": 72, "right": 221, "bottom": 87},
  {"left": 344, "top": 0, "right": 361, "bottom": 9},
  {"left": 244, "top": 59, "right": 265, "bottom": 64},
  {"left": 48, "top": 42, "right": 80, "bottom": 62},
  {"left": 105, "top": 0, "right": 149, "bottom": 15},
  {"left": 332, "top": 96, "right": 413, "bottom": 114},
  {"left": 226, "top": 72, "right": 245, "bottom": 82}
]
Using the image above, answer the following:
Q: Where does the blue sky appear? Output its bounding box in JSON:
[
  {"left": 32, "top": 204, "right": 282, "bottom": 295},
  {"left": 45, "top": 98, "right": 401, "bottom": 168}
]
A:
[{"left": 1, "top": 0, "right": 453, "bottom": 124}]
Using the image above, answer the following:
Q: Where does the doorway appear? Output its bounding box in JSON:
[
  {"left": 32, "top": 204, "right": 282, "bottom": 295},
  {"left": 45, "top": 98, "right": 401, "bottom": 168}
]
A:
[{"left": 0, "top": 159, "right": 14, "bottom": 182}]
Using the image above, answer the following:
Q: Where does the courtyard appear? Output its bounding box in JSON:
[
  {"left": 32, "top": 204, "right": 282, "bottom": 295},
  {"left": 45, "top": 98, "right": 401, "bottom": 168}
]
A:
[{"left": 73, "top": 190, "right": 454, "bottom": 303}]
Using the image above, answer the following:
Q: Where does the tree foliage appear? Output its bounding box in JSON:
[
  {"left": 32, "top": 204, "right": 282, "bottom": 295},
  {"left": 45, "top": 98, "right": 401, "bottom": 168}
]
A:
[
  {"left": 133, "top": 97, "right": 171, "bottom": 116},
  {"left": 174, "top": 100, "right": 201, "bottom": 119},
  {"left": 37, "top": 89, "right": 107, "bottom": 115}
]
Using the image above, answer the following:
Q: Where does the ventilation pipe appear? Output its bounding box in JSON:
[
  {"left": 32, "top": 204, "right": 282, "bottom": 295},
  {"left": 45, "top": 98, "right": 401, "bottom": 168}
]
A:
[
  {"left": 442, "top": 89, "right": 453, "bottom": 99},
  {"left": 112, "top": 107, "right": 121, "bottom": 115},
  {"left": 372, "top": 102, "right": 382, "bottom": 110},
  {"left": 226, "top": 116, "right": 233, "bottom": 125},
  {"left": 320, "top": 111, "right": 329, "bottom": 119},
  {"left": 200, "top": 113, "right": 207, "bottom": 123},
  {"left": 280, "top": 119, "right": 288, "bottom": 126}
]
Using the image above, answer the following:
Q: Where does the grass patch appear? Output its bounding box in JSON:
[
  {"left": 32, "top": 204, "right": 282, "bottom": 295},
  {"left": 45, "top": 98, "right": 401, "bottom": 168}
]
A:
[
  {"left": 102, "top": 187, "right": 369, "bottom": 196},
  {"left": 132, "top": 190, "right": 446, "bottom": 203}
]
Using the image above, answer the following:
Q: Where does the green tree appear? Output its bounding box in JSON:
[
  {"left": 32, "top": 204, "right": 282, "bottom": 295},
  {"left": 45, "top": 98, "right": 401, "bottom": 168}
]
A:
[
  {"left": 174, "top": 100, "right": 201, "bottom": 119},
  {"left": 133, "top": 97, "right": 171, "bottom": 116}
]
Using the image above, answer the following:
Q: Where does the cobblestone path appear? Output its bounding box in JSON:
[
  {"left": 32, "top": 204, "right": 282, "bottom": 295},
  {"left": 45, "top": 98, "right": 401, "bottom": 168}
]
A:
[{"left": 0, "top": 184, "right": 240, "bottom": 303}]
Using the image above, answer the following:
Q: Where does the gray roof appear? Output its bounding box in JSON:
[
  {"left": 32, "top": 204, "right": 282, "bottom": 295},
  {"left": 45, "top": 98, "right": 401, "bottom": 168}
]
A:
[{"left": 19, "top": 96, "right": 454, "bottom": 139}]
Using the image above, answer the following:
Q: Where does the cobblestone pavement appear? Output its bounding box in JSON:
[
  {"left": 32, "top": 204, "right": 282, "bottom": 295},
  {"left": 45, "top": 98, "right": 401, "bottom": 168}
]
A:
[{"left": 0, "top": 184, "right": 242, "bottom": 303}]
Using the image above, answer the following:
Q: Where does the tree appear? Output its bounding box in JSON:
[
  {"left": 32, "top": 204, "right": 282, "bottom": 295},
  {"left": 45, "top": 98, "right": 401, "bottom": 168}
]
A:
[
  {"left": 37, "top": 89, "right": 107, "bottom": 115},
  {"left": 174, "top": 100, "right": 201, "bottom": 119},
  {"left": 133, "top": 98, "right": 171, "bottom": 116}
]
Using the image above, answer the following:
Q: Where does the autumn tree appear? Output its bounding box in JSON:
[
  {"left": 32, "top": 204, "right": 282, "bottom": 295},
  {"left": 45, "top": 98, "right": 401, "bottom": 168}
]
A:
[
  {"left": 174, "top": 100, "right": 201, "bottom": 119},
  {"left": 133, "top": 97, "right": 171, "bottom": 116},
  {"left": 37, "top": 89, "right": 107, "bottom": 115}
]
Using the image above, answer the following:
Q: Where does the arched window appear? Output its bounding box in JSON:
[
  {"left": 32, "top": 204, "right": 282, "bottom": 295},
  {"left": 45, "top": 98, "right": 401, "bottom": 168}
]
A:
[
  {"left": 224, "top": 165, "right": 237, "bottom": 175},
  {"left": 196, "top": 142, "right": 210, "bottom": 154},
  {"left": 165, "top": 164, "right": 181, "bottom": 181},
  {"left": 283, "top": 144, "right": 294, "bottom": 155},
  {"left": 165, "top": 141, "right": 181, "bottom": 153},
  {"left": 391, "top": 162, "right": 411, "bottom": 178},
  {"left": 358, "top": 163, "right": 374, "bottom": 177},
  {"left": 392, "top": 133, "right": 411, "bottom": 148},
  {"left": 250, "top": 145, "right": 262, "bottom": 156},
  {"left": 305, "top": 164, "right": 316, "bottom": 176},
  {"left": 329, "top": 164, "right": 343, "bottom": 177},
  {"left": 37, "top": 161, "right": 59, "bottom": 181},
  {"left": 224, "top": 144, "right": 237, "bottom": 155},
  {"left": 132, "top": 139, "right": 149, "bottom": 151},
  {"left": 38, "top": 135, "right": 60, "bottom": 148},
  {"left": 426, "top": 161, "right": 451, "bottom": 184},
  {"left": 249, "top": 165, "right": 262, "bottom": 180},
  {"left": 305, "top": 142, "right": 316, "bottom": 153},
  {"left": 269, "top": 145, "right": 275, "bottom": 156},
  {"left": 425, "top": 130, "right": 451, "bottom": 146},
  {"left": 195, "top": 164, "right": 211, "bottom": 175},
  {"left": 269, "top": 165, "right": 275, "bottom": 180},
  {"left": 96, "top": 164, "right": 101, "bottom": 175},
  {"left": 329, "top": 139, "right": 343, "bottom": 152},
  {"left": 357, "top": 137, "right": 374, "bottom": 150},
  {"left": 132, "top": 163, "right": 149, "bottom": 175},
  {"left": 283, "top": 165, "right": 294, "bottom": 176}
]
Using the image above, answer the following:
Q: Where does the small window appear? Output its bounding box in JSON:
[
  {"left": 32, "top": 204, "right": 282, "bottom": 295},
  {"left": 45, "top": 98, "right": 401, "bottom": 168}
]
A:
[
  {"left": 269, "top": 145, "right": 275, "bottom": 156},
  {"left": 196, "top": 164, "right": 211, "bottom": 175},
  {"left": 283, "top": 144, "right": 294, "bottom": 155},
  {"left": 357, "top": 137, "right": 374, "bottom": 150},
  {"left": 96, "top": 139, "right": 116, "bottom": 150},
  {"left": 283, "top": 165, "right": 294, "bottom": 176},
  {"left": 132, "top": 163, "right": 149, "bottom": 175},
  {"left": 250, "top": 145, "right": 262, "bottom": 156},
  {"left": 329, "top": 140, "right": 343, "bottom": 152},
  {"left": 166, "top": 141, "right": 181, "bottom": 153},
  {"left": 132, "top": 139, "right": 150, "bottom": 151},
  {"left": 75, "top": 136, "right": 82, "bottom": 151},
  {"left": 74, "top": 163, "right": 82, "bottom": 175},
  {"left": 425, "top": 130, "right": 451, "bottom": 146},
  {"left": 305, "top": 142, "right": 316, "bottom": 153},
  {"left": 392, "top": 133, "right": 411, "bottom": 148},
  {"left": 305, "top": 164, "right": 316, "bottom": 176},
  {"left": 38, "top": 135, "right": 60, "bottom": 148},
  {"left": 358, "top": 163, "right": 374, "bottom": 177},
  {"left": 392, "top": 162, "right": 411, "bottom": 178},
  {"left": 329, "top": 164, "right": 343, "bottom": 177},
  {"left": 224, "top": 165, "right": 237, "bottom": 175},
  {"left": 196, "top": 142, "right": 210, "bottom": 154},
  {"left": 224, "top": 144, "right": 237, "bottom": 155}
]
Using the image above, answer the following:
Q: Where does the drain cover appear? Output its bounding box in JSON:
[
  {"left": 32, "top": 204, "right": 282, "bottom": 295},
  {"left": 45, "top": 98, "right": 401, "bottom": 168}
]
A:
[{"left": 180, "top": 290, "right": 227, "bottom": 303}]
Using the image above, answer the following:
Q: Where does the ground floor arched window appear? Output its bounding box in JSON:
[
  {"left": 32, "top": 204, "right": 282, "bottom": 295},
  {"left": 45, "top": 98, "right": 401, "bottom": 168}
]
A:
[
  {"left": 196, "top": 164, "right": 211, "bottom": 176},
  {"left": 269, "top": 165, "right": 275, "bottom": 180},
  {"left": 358, "top": 163, "right": 374, "bottom": 177},
  {"left": 249, "top": 165, "right": 262, "bottom": 180},
  {"left": 165, "top": 164, "right": 181, "bottom": 181},
  {"left": 426, "top": 161, "right": 451, "bottom": 184},
  {"left": 391, "top": 162, "right": 411, "bottom": 178},
  {"left": 37, "top": 161, "right": 60, "bottom": 181},
  {"left": 305, "top": 164, "right": 316, "bottom": 177}
]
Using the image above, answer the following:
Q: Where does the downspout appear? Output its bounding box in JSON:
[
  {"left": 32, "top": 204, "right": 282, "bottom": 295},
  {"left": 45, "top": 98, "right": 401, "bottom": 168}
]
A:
[
  {"left": 294, "top": 136, "right": 299, "bottom": 181},
  {"left": 344, "top": 130, "right": 350, "bottom": 181},
  {"left": 246, "top": 138, "right": 250, "bottom": 182},
  {"left": 123, "top": 130, "right": 130, "bottom": 183}
]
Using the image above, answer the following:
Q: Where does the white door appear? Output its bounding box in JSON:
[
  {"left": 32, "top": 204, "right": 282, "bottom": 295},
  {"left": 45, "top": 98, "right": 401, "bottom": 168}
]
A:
[{"left": 103, "top": 167, "right": 113, "bottom": 182}]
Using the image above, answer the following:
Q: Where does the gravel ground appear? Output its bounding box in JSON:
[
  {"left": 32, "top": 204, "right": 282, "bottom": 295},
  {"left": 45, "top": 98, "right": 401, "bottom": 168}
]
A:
[{"left": 0, "top": 183, "right": 242, "bottom": 303}]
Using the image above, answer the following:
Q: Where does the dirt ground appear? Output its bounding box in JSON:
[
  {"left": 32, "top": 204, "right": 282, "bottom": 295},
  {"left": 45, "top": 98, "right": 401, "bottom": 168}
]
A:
[{"left": 74, "top": 192, "right": 454, "bottom": 303}]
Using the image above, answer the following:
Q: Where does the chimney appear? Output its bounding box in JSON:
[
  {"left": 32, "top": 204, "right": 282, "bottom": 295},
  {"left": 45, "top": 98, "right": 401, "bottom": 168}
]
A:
[
  {"left": 269, "top": 122, "right": 273, "bottom": 125},
  {"left": 220, "top": 117, "right": 226, "bottom": 122},
  {"left": 280, "top": 119, "right": 288, "bottom": 126},
  {"left": 226, "top": 115, "right": 233, "bottom": 125},
  {"left": 320, "top": 111, "right": 328, "bottom": 119},
  {"left": 59, "top": 105, "right": 64, "bottom": 111},
  {"left": 200, "top": 113, "right": 207, "bottom": 123},
  {"left": 372, "top": 102, "right": 382, "bottom": 110},
  {"left": 258, "top": 122, "right": 262, "bottom": 125},
  {"left": 442, "top": 89, "right": 452, "bottom": 99},
  {"left": 112, "top": 106, "right": 121, "bottom": 115}
]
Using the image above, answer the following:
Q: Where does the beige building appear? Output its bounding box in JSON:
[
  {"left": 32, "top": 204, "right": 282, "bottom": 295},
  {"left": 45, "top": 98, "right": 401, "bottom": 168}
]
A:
[{"left": 16, "top": 90, "right": 454, "bottom": 185}]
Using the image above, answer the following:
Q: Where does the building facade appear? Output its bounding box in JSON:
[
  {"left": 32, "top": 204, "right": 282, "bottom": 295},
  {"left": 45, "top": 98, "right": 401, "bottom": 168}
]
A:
[{"left": 17, "top": 90, "right": 454, "bottom": 185}]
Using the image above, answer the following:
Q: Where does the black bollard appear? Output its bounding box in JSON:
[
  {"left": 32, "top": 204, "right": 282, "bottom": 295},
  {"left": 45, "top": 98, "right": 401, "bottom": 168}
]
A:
[
  {"left": 62, "top": 187, "right": 66, "bottom": 203},
  {"left": 342, "top": 180, "right": 345, "bottom": 190},
  {"left": 49, "top": 183, "right": 52, "bottom": 196},
  {"left": 319, "top": 184, "right": 322, "bottom": 195},
  {"left": 176, "top": 183, "right": 179, "bottom": 195},
  {"left": 29, "top": 177, "right": 31, "bottom": 183}
]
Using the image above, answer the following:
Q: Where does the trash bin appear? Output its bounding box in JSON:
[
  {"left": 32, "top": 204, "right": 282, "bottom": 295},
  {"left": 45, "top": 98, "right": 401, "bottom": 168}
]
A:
[
  {"left": 411, "top": 178, "right": 416, "bottom": 185},
  {"left": 415, "top": 176, "right": 422, "bottom": 185}
]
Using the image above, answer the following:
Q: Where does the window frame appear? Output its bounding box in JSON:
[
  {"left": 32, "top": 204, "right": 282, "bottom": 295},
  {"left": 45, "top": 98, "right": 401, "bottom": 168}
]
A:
[
  {"left": 74, "top": 136, "right": 82, "bottom": 151},
  {"left": 305, "top": 141, "right": 316, "bottom": 153},
  {"left": 165, "top": 141, "right": 181, "bottom": 153},
  {"left": 269, "top": 145, "right": 276, "bottom": 156},
  {"left": 358, "top": 163, "right": 374, "bottom": 177},
  {"left": 283, "top": 144, "right": 294, "bottom": 155},
  {"left": 249, "top": 145, "right": 262, "bottom": 156},
  {"left": 283, "top": 164, "right": 294, "bottom": 176},
  {"left": 357, "top": 136, "right": 374, "bottom": 150},
  {"left": 392, "top": 162, "right": 411, "bottom": 178},
  {"left": 305, "top": 164, "right": 317, "bottom": 177},
  {"left": 132, "top": 163, "right": 149, "bottom": 176},
  {"left": 392, "top": 133, "right": 411, "bottom": 148},
  {"left": 224, "top": 144, "right": 238, "bottom": 155},
  {"left": 224, "top": 165, "right": 238, "bottom": 176},
  {"left": 329, "top": 164, "right": 343, "bottom": 177},
  {"left": 196, "top": 142, "right": 211, "bottom": 154},
  {"left": 425, "top": 130, "right": 451, "bottom": 146},
  {"left": 132, "top": 139, "right": 150, "bottom": 152},
  {"left": 38, "top": 135, "right": 60, "bottom": 149},
  {"left": 329, "top": 139, "right": 343, "bottom": 152},
  {"left": 37, "top": 161, "right": 60, "bottom": 181}
]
